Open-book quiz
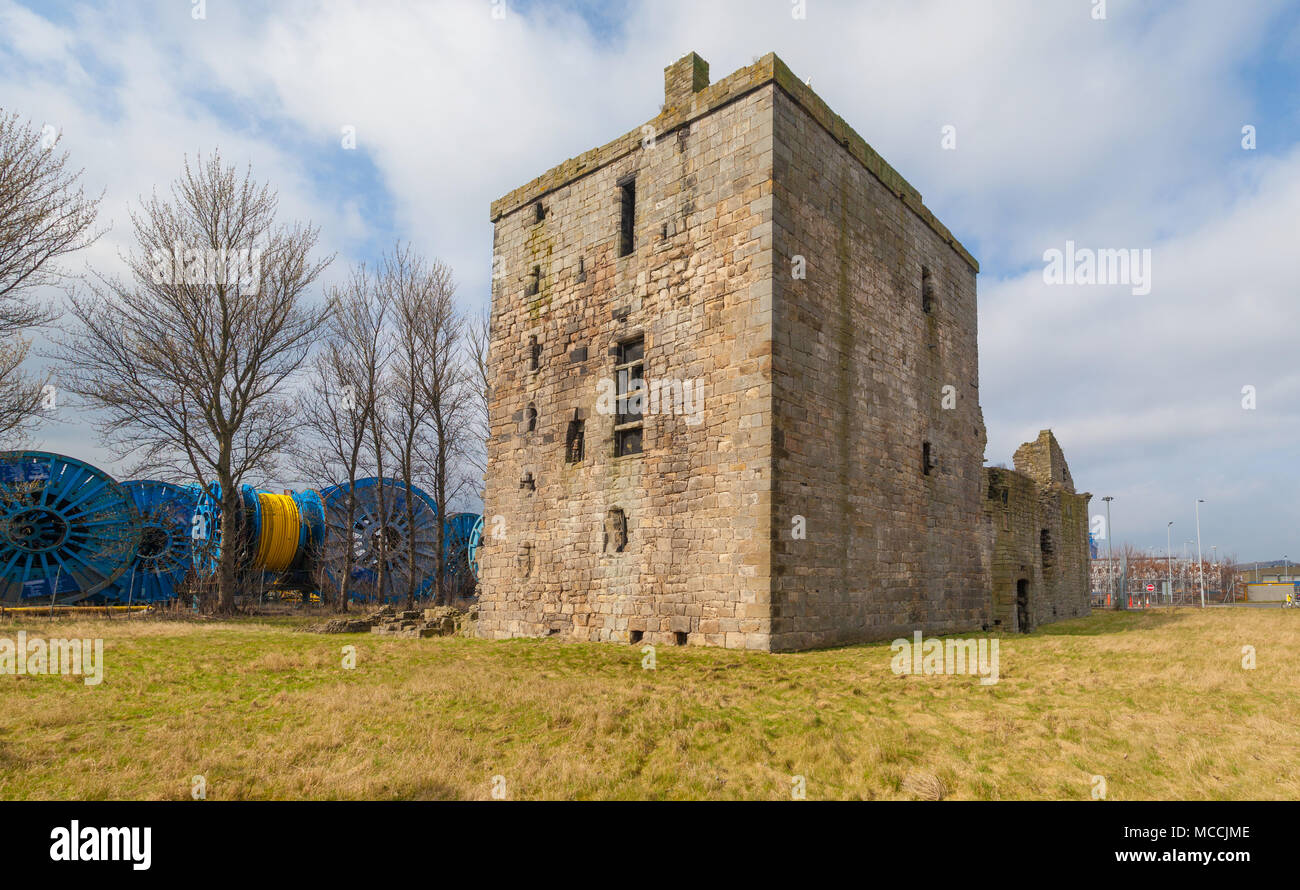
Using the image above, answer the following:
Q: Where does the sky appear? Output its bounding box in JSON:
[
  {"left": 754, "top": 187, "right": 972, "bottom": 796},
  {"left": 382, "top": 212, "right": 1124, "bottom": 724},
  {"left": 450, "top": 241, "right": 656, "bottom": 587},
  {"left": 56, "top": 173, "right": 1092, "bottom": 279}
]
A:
[{"left": 1, "top": 0, "right": 1297, "bottom": 561}]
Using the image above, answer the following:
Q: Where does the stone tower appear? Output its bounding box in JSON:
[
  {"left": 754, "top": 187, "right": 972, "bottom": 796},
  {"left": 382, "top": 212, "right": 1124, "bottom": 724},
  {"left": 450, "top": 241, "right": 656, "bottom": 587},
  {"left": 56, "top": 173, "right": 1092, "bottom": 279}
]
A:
[{"left": 478, "top": 52, "right": 992, "bottom": 650}]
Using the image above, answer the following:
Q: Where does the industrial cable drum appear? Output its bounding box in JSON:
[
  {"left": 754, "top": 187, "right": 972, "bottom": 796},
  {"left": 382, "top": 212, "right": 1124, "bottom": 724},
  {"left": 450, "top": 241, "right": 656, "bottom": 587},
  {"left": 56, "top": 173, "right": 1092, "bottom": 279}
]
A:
[
  {"left": 191, "top": 484, "right": 325, "bottom": 578},
  {"left": 97, "top": 480, "right": 201, "bottom": 604},
  {"left": 243, "top": 487, "right": 302, "bottom": 573},
  {"left": 0, "top": 451, "right": 139, "bottom": 605},
  {"left": 319, "top": 477, "right": 440, "bottom": 603},
  {"left": 444, "top": 512, "right": 480, "bottom": 575},
  {"left": 467, "top": 514, "right": 484, "bottom": 579}
]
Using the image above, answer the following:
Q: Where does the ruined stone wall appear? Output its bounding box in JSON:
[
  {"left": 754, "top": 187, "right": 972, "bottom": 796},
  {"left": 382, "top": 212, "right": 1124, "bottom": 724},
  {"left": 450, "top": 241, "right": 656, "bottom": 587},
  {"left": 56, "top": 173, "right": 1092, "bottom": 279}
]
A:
[
  {"left": 983, "top": 432, "right": 1092, "bottom": 632},
  {"left": 1038, "top": 487, "right": 1092, "bottom": 624},
  {"left": 984, "top": 467, "right": 1042, "bottom": 631},
  {"left": 477, "top": 80, "right": 777, "bottom": 649},
  {"left": 768, "top": 85, "right": 991, "bottom": 650}
]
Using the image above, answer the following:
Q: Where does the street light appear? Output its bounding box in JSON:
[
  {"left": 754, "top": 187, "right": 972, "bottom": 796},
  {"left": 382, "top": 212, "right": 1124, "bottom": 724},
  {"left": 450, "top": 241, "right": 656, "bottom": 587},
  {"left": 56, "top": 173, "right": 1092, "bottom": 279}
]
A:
[
  {"left": 1166, "top": 521, "right": 1173, "bottom": 606},
  {"left": 1103, "top": 496, "right": 1115, "bottom": 608},
  {"left": 1195, "top": 498, "right": 1206, "bottom": 609}
]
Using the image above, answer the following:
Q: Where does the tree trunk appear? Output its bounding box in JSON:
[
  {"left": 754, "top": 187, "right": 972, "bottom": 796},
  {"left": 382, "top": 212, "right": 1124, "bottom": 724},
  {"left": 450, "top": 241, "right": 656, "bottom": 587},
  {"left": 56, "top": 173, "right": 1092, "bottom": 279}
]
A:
[{"left": 217, "top": 482, "right": 240, "bottom": 614}]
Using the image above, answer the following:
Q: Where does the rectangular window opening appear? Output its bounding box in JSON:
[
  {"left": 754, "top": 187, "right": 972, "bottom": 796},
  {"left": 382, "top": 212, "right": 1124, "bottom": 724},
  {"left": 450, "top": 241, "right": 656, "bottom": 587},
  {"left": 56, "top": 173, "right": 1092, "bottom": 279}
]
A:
[
  {"left": 614, "top": 335, "right": 644, "bottom": 456},
  {"left": 565, "top": 418, "right": 585, "bottom": 464}
]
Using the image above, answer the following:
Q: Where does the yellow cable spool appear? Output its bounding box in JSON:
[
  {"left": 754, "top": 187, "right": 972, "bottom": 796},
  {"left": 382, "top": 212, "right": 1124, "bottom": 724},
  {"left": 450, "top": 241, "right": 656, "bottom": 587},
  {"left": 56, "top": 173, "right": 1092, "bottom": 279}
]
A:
[{"left": 255, "top": 492, "right": 301, "bottom": 573}]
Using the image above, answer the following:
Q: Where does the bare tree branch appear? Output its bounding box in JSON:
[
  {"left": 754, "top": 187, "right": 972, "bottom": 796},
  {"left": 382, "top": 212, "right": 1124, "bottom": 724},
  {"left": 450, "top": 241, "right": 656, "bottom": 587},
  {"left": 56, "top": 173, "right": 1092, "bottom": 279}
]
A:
[
  {"left": 53, "top": 151, "right": 331, "bottom": 613},
  {"left": 0, "top": 109, "right": 101, "bottom": 442}
]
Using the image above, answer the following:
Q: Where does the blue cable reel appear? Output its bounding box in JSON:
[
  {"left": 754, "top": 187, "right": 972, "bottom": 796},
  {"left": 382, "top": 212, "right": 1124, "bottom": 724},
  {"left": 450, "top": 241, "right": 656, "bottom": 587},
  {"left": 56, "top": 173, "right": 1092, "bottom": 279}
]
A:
[
  {"left": 190, "top": 482, "right": 222, "bottom": 577},
  {"left": 319, "top": 477, "right": 441, "bottom": 603},
  {"left": 98, "top": 480, "right": 200, "bottom": 604},
  {"left": 442, "top": 511, "right": 481, "bottom": 598},
  {"left": 0, "top": 451, "right": 139, "bottom": 605},
  {"left": 443, "top": 512, "right": 480, "bottom": 578},
  {"left": 191, "top": 483, "right": 324, "bottom": 578},
  {"left": 467, "top": 514, "right": 484, "bottom": 579}
]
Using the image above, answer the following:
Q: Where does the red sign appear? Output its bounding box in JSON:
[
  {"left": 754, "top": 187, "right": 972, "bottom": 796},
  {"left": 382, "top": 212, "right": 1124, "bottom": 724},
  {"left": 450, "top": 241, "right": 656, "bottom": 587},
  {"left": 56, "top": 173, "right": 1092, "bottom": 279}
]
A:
[{"left": 1146, "top": 584, "right": 1156, "bottom": 592}]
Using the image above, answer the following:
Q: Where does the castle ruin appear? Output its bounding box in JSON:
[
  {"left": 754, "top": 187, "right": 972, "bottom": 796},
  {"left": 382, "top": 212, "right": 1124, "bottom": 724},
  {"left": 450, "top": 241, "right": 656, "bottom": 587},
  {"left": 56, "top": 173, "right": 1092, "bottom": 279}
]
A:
[{"left": 477, "top": 52, "right": 1091, "bottom": 650}]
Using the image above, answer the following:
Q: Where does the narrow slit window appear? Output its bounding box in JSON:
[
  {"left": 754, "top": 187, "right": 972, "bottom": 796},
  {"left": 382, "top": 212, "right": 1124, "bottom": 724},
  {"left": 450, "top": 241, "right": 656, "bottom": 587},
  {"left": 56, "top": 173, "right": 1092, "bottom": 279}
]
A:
[
  {"left": 525, "top": 265, "right": 540, "bottom": 297},
  {"left": 922, "top": 441, "right": 934, "bottom": 476},
  {"left": 618, "top": 177, "right": 636, "bottom": 257},
  {"left": 921, "top": 266, "right": 935, "bottom": 314}
]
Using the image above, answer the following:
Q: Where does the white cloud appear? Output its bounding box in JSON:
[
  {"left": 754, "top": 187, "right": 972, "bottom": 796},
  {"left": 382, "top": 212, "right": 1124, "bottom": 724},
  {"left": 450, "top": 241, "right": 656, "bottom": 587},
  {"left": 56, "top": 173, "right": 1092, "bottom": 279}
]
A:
[{"left": 2, "top": 0, "right": 1297, "bottom": 557}]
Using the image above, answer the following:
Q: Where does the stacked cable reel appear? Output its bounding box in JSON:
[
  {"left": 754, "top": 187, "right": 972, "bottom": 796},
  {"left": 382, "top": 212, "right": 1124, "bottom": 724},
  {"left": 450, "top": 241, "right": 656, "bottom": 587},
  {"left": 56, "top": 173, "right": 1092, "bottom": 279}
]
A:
[{"left": 0, "top": 450, "right": 482, "bottom": 607}]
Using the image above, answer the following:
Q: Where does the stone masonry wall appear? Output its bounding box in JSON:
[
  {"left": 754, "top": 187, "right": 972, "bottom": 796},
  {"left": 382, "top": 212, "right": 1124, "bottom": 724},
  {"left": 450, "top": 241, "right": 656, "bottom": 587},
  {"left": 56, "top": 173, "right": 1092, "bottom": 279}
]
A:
[
  {"left": 478, "top": 52, "right": 1089, "bottom": 651},
  {"left": 983, "top": 431, "right": 1092, "bottom": 632},
  {"left": 768, "top": 86, "right": 991, "bottom": 650},
  {"left": 477, "top": 70, "right": 776, "bottom": 649}
]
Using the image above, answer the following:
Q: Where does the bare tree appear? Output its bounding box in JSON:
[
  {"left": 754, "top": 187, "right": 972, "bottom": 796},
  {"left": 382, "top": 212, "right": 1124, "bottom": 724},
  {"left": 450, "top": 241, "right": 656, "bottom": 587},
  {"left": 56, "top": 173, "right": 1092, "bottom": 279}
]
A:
[
  {"left": 0, "top": 110, "right": 101, "bottom": 442},
  {"left": 382, "top": 246, "right": 439, "bottom": 609},
  {"left": 294, "top": 264, "right": 392, "bottom": 612},
  {"left": 464, "top": 307, "right": 491, "bottom": 503},
  {"left": 377, "top": 245, "right": 470, "bottom": 609},
  {"left": 56, "top": 152, "right": 331, "bottom": 613},
  {"left": 415, "top": 264, "right": 470, "bottom": 606}
]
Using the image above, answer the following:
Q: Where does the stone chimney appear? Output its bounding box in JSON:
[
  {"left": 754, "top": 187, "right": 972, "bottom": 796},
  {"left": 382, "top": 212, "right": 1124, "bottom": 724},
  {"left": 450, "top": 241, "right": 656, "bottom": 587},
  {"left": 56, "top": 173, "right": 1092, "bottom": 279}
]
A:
[{"left": 663, "top": 52, "right": 709, "bottom": 113}]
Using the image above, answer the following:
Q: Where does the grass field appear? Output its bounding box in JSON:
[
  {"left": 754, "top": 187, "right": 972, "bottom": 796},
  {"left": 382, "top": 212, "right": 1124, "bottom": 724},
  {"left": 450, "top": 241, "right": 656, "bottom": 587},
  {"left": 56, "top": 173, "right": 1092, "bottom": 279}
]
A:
[{"left": 1, "top": 607, "right": 1297, "bottom": 800}]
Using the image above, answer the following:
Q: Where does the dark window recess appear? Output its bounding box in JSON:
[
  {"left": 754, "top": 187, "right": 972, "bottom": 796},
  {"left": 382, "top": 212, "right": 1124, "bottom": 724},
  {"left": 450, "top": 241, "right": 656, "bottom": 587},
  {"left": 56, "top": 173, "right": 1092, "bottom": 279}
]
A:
[
  {"left": 565, "top": 418, "right": 584, "bottom": 463},
  {"left": 922, "top": 441, "right": 935, "bottom": 476},
  {"left": 525, "top": 265, "right": 540, "bottom": 297},
  {"left": 1040, "top": 529, "right": 1053, "bottom": 556},
  {"left": 674, "top": 631, "right": 688, "bottom": 646},
  {"left": 525, "top": 403, "right": 537, "bottom": 432},
  {"left": 618, "top": 177, "right": 636, "bottom": 257},
  {"left": 629, "top": 630, "right": 644, "bottom": 644},
  {"left": 614, "top": 336, "right": 644, "bottom": 456},
  {"left": 615, "top": 427, "right": 642, "bottom": 457},
  {"left": 576, "top": 256, "right": 586, "bottom": 282},
  {"left": 528, "top": 336, "right": 540, "bottom": 372},
  {"left": 1001, "top": 489, "right": 1009, "bottom": 505},
  {"left": 922, "top": 266, "right": 935, "bottom": 314},
  {"left": 603, "top": 507, "right": 628, "bottom": 553},
  {"left": 520, "top": 472, "right": 535, "bottom": 492},
  {"left": 533, "top": 202, "right": 545, "bottom": 224}
]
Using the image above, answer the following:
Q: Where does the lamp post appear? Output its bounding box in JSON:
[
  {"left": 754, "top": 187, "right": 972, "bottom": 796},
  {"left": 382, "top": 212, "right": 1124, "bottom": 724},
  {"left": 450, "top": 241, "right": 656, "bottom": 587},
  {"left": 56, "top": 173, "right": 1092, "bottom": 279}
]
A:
[
  {"left": 1195, "top": 498, "right": 1206, "bottom": 609},
  {"left": 1166, "top": 521, "right": 1173, "bottom": 606},
  {"left": 1103, "top": 496, "right": 1115, "bottom": 608}
]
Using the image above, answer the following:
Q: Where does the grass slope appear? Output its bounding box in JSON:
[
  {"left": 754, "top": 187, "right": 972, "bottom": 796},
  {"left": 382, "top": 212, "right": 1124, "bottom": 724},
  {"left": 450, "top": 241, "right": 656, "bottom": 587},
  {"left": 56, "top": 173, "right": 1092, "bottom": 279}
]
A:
[{"left": 1, "top": 608, "right": 1296, "bottom": 800}]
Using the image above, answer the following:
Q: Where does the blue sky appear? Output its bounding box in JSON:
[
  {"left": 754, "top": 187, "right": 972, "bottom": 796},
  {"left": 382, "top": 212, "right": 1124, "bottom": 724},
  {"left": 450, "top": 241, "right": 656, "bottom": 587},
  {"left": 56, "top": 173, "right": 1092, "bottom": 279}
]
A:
[{"left": 2, "top": 0, "right": 1298, "bottom": 560}]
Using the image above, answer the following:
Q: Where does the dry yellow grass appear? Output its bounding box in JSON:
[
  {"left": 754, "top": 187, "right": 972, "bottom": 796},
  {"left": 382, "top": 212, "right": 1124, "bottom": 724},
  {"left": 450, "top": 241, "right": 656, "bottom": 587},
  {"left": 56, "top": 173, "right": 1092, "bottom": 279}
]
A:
[{"left": 1, "top": 607, "right": 1296, "bottom": 800}]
